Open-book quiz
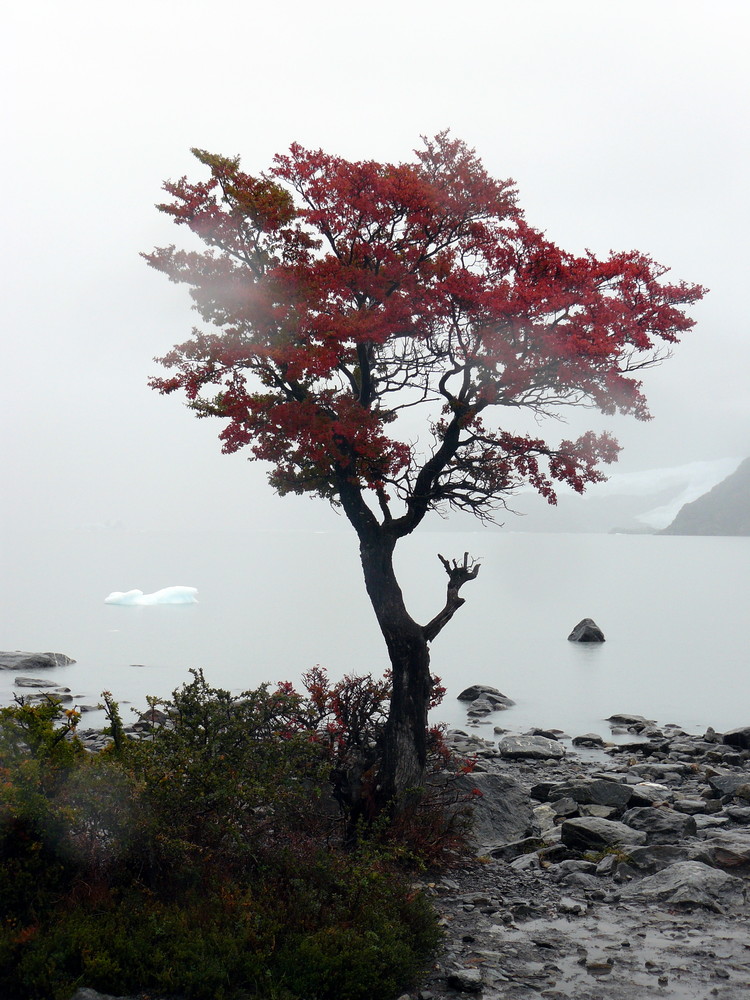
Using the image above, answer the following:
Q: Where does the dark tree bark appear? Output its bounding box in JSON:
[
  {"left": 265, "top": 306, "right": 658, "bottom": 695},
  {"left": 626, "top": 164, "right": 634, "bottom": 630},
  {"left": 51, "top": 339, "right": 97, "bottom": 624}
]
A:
[
  {"left": 358, "top": 530, "right": 432, "bottom": 808},
  {"left": 348, "top": 524, "right": 479, "bottom": 812},
  {"left": 336, "top": 465, "right": 481, "bottom": 812}
]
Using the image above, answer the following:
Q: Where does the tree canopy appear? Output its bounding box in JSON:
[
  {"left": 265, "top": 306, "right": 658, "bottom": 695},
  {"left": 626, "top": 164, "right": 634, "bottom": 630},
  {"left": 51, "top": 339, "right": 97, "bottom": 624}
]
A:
[
  {"left": 146, "top": 134, "right": 705, "bottom": 807},
  {"left": 147, "top": 133, "right": 705, "bottom": 537}
]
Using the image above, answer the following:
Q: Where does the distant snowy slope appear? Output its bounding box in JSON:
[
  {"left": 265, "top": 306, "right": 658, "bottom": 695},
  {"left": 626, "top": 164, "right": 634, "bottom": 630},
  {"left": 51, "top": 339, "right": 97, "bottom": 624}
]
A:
[
  {"left": 487, "top": 457, "right": 745, "bottom": 533},
  {"left": 661, "top": 458, "right": 750, "bottom": 535},
  {"left": 623, "top": 458, "right": 744, "bottom": 529}
]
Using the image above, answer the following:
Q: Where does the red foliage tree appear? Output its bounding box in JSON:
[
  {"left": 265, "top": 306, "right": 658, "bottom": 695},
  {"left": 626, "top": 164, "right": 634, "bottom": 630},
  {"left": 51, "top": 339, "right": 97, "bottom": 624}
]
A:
[{"left": 145, "top": 134, "right": 704, "bottom": 809}]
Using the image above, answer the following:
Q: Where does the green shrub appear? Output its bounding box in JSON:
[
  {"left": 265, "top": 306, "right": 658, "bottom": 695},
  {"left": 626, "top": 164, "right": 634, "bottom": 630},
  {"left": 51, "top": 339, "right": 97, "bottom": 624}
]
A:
[{"left": 0, "top": 673, "right": 443, "bottom": 1000}]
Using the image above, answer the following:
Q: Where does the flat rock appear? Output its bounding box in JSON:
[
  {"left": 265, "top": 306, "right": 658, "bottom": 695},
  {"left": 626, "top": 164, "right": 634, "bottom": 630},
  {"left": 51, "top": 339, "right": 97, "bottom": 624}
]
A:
[
  {"left": 621, "top": 806, "right": 697, "bottom": 843},
  {"left": 560, "top": 816, "right": 647, "bottom": 851},
  {"left": 606, "top": 712, "right": 652, "bottom": 725},
  {"left": 0, "top": 651, "right": 75, "bottom": 670},
  {"left": 499, "top": 735, "right": 565, "bottom": 761},
  {"left": 617, "top": 860, "right": 746, "bottom": 911},
  {"left": 628, "top": 781, "right": 673, "bottom": 806},
  {"left": 567, "top": 617, "right": 605, "bottom": 642},
  {"left": 546, "top": 777, "right": 633, "bottom": 811},
  {"left": 457, "top": 684, "right": 514, "bottom": 706},
  {"left": 14, "top": 676, "right": 66, "bottom": 688},
  {"left": 626, "top": 844, "right": 696, "bottom": 873},
  {"left": 694, "top": 833, "right": 750, "bottom": 873}
]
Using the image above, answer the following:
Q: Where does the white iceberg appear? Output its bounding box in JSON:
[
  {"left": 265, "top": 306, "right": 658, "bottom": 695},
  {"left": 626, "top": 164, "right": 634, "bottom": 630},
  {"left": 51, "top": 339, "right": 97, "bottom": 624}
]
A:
[{"left": 104, "top": 586, "right": 199, "bottom": 606}]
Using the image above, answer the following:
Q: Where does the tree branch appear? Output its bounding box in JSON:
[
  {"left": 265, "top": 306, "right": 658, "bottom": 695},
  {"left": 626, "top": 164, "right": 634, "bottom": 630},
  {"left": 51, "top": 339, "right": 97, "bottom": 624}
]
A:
[{"left": 422, "top": 552, "right": 480, "bottom": 642}]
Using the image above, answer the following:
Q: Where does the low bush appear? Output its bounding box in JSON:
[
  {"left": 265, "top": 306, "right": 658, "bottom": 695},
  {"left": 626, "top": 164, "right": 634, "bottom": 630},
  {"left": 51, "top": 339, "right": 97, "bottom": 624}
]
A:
[{"left": 0, "top": 670, "right": 455, "bottom": 1000}]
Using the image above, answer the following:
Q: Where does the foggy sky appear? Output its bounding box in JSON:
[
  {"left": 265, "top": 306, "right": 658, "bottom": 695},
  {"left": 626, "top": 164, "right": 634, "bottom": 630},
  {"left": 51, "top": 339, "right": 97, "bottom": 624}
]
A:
[{"left": 2, "top": 1, "right": 748, "bottom": 534}]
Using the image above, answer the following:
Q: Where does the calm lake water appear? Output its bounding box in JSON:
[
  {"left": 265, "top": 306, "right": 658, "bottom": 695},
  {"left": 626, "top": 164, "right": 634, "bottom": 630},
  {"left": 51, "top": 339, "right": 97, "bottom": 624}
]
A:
[{"left": 1, "top": 528, "right": 748, "bottom": 739}]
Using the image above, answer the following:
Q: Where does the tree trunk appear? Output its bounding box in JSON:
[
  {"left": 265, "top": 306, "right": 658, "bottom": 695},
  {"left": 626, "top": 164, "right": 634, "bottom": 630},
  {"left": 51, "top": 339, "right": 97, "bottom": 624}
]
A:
[{"left": 358, "top": 530, "right": 432, "bottom": 810}]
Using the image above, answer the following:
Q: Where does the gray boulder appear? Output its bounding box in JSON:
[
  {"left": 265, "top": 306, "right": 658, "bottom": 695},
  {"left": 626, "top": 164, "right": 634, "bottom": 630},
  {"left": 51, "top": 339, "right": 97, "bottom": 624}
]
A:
[
  {"left": 545, "top": 778, "right": 633, "bottom": 811},
  {"left": 626, "top": 844, "right": 696, "bottom": 873},
  {"left": 489, "top": 836, "right": 545, "bottom": 861},
  {"left": 499, "top": 735, "right": 565, "bottom": 761},
  {"left": 571, "top": 732, "right": 606, "bottom": 747},
  {"left": 722, "top": 725, "right": 750, "bottom": 750},
  {"left": 567, "top": 618, "right": 605, "bottom": 642},
  {"left": 0, "top": 651, "right": 75, "bottom": 670},
  {"left": 707, "top": 771, "right": 750, "bottom": 798},
  {"left": 621, "top": 806, "right": 697, "bottom": 844},
  {"left": 454, "top": 772, "right": 533, "bottom": 851},
  {"left": 560, "top": 816, "right": 647, "bottom": 851},
  {"left": 617, "top": 860, "right": 745, "bottom": 911},
  {"left": 446, "top": 967, "right": 483, "bottom": 992},
  {"left": 694, "top": 832, "right": 750, "bottom": 873},
  {"left": 629, "top": 781, "right": 673, "bottom": 806}
]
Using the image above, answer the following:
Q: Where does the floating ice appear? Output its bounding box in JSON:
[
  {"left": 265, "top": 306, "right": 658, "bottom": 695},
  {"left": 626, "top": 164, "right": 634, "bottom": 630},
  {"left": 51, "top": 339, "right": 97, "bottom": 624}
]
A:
[{"left": 104, "top": 586, "right": 199, "bottom": 606}]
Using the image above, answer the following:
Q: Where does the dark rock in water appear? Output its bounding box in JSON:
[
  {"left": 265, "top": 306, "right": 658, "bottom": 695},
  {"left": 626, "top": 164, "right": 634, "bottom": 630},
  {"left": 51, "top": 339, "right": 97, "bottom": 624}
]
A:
[
  {"left": 466, "top": 696, "right": 494, "bottom": 716},
  {"left": 621, "top": 806, "right": 697, "bottom": 843},
  {"left": 560, "top": 816, "right": 647, "bottom": 851},
  {"left": 29, "top": 692, "right": 74, "bottom": 704},
  {"left": 457, "top": 684, "right": 515, "bottom": 707},
  {"left": 617, "top": 861, "right": 745, "bottom": 911},
  {"left": 722, "top": 725, "right": 750, "bottom": 750},
  {"left": 567, "top": 618, "right": 605, "bottom": 642},
  {"left": 499, "top": 735, "right": 566, "bottom": 761},
  {"left": 0, "top": 651, "right": 75, "bottom": 670},
  {"left": 14, "top": 676, "right": 64, "bottom": 688},
  {"left": 607, "top": 712, "right": 652, "bottom": 725},
  {"left": 571, "top": 732, "right": 606, "bottom": 747}
]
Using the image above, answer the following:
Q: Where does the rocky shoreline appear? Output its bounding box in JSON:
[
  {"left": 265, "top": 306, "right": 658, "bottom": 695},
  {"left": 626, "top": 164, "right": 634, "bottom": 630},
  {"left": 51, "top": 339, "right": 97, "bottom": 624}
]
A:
[
  {"left": 64, "top": 711, "right": 750, "bottom": 1000},
  {"left": 6, "top": 655, "right": 750, "bottom": 999},
  {"left": 408, "top": 710, "right": 750, "bottom": 1000}
]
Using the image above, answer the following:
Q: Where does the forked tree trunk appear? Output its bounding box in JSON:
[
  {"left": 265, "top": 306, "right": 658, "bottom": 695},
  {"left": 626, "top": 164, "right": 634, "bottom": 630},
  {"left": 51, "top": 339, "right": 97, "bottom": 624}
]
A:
[{"left": 358, "top": 532, "right": 432, "bottom": 810}]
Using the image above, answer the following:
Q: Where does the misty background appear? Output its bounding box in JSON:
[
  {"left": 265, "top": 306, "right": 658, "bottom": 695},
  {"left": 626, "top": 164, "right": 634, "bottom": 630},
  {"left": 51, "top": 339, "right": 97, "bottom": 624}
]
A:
[{"left": 2, "top": 1, "right": 748, "bottom": 538}]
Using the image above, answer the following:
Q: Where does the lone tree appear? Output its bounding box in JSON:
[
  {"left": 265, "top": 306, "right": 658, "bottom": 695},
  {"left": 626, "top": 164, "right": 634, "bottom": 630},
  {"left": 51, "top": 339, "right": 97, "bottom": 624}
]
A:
[{"left": 146, "top": 134, "right": 704, "bottom": 809}]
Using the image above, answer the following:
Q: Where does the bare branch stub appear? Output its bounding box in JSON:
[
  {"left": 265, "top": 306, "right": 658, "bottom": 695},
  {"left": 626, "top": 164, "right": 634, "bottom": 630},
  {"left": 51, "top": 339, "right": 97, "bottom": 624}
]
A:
[
  {"left": 423, "top": 552, "right": 481, "bottom": 643},
  {"left": 437, "top": 551, "right": 481, "bottom": 589}
]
